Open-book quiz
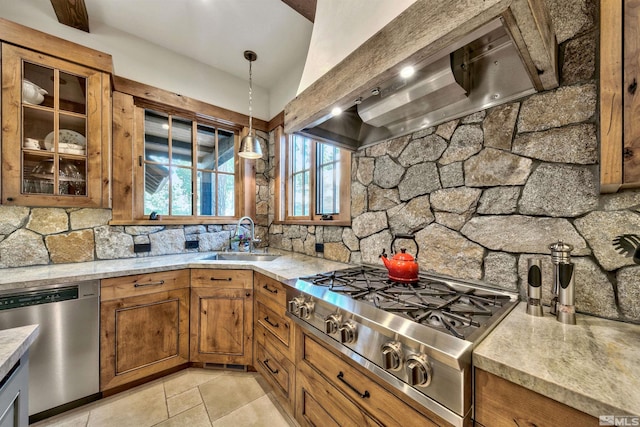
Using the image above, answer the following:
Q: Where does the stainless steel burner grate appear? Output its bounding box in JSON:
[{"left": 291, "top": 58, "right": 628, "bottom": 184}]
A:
[{"left": 300, "top": 266, "right": 512, "bottom": 340}]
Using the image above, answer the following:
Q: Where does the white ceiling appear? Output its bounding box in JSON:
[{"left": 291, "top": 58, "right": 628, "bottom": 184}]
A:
[{"left": 83, "top": 0, "right": 314, "bottom": 90}]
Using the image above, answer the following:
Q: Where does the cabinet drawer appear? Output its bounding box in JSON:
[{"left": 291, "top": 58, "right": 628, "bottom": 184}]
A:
[
  {"left": 256, "top": 301, "right": 292, "bottom": 352},
  {"left": 255, "top": 320, "right": 296, "bottom": 366},
  {"left": 296, "top": 359, "right": 380, "bottom": 427},
  {"left": 299, "top": 331, "right": 442, "bottom": 427},
  {"left": 255, "top": 340, "right": 294, "bottom": 405},
  {"left": 101, "top": 270, "right": 189, "bottom": 300},
  {"left": 254, "top": 273, "right": 287, "bottom": 308},
  {"left": 191, "top": 269, "right": 252, "bottom": 289}
]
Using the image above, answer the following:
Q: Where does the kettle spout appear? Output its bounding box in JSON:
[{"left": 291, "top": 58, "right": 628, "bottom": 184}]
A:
[{"left": 379, "top": 248, "right": 391, "bottom": 268}]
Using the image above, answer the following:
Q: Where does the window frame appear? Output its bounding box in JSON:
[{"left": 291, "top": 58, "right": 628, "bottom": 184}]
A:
[
  {"left": 275, "top": 130, "right": 351, "bottom": 225},
  {"left": 132, "top": 102, "right": 245, "bottom": 223}
]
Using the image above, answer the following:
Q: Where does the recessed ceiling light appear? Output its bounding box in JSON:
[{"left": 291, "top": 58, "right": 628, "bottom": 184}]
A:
[
  {"left": 331, "top": 107, "right": 342, "bottom": 116},
  {"left": 161, "top": 124, "right": 169, "bottom": 130},
  {"left": 400, "top": 66, "right": 415, "bottom": 78}
]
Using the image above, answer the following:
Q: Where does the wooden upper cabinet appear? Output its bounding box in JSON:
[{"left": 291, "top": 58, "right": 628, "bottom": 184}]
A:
[
  {"left": 601, "top": 0, "right": 640, "bottom": 192},
  {"left": 1, "top": 43, "right": 111, "bottom": 207}
]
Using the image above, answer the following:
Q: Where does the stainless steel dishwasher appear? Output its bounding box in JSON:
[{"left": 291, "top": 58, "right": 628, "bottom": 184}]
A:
[{"left": 0, "top": 280, "right": 100, "bottom": 422}]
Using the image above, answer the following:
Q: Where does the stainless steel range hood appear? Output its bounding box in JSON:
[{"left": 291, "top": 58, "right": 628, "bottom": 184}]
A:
[{"left": 285, "top": 0, "right": 558, "bottom": 150}]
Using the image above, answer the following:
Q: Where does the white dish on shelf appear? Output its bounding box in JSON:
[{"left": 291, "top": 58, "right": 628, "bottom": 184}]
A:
[
  {"left": 60, "top": 147, "right": 86, "bottom": 155},
  {"left": 44, "top": 130, "right": 86, "bottom": 150},
  {"left": 22, "top": 80, "right": 48, "bottom": 105},
  {"left": 23, "top": 138, "right": 41, "bottom": 150}
]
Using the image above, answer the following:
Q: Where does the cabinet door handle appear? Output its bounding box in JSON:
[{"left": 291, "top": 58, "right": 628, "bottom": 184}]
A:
[
  {"left": 134, "top": 280, "right": 165, "bottom": 288},
  {"left": 262, "top": 284, "right": 278, "bottom": 294},
  {"left": 210, "top": 277, "right": 232, "bottom": 281},
  {"left": 337, "top": 371, "right": 370, "bottom": 399},
  {"left": 264, "top": 316, "right": 279, "bottom": 328},
  {"left": 263, "top": 359, "right": 279, "bottom": 374}
]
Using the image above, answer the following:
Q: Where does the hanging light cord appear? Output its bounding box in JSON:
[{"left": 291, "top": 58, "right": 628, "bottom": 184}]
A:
[{"left": 248, "top": 59, "right": 253, "bottom": 134}]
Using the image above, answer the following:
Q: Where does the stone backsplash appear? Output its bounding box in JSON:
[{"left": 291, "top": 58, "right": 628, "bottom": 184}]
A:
[
  {"left": 0, "top": 206, "right": 254, "bottom": 267},
  {"left": 268, "top": 0, "right": 640, "bottom": 323}
]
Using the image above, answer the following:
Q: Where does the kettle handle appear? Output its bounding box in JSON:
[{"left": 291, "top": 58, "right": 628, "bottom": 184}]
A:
[{"left": 391, "top": 234, "right": 419, "bottom": 259}]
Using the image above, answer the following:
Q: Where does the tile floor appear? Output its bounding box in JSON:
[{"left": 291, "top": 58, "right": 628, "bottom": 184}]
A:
[{"left": 31, "top": 369, "right": 297, "bottom": 427}]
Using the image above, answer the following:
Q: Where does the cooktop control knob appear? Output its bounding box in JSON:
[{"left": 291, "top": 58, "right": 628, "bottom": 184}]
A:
[
  {"left": 288, "top": 296, "right": 306, "bottom": 316},
  {"left": 406, "top": 354, "right": 433, "bottom": 387},
  {"left": 381, "top": 341, "right": 404, "bottom": 371},
  {"left": 324, "top": 313, "right": 342, "bottom": 334},
  {"left": 339, "top": 320, "right": 357, "bottom": 344},
  {"left": 299, "top": 300, "right": 315, "bottom": 319}
]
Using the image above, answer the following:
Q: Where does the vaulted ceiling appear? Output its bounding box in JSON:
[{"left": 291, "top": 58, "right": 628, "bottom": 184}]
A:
[{"left": 48, "top": 0, "right": 315, "bottom": 90}]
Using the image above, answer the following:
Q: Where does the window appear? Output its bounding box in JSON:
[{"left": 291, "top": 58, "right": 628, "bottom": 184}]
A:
[
  {"left": 279, "top": 132, "right": 351, "bottom": 224},
  {"left": 140, "top": 109, "right": 238, "bottom": 218}
]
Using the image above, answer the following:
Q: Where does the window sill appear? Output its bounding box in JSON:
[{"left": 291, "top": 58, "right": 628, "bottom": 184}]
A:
[
  {"left": 273, "top": 219, "right": 351, "bottom": 227},
  {"left": 109, "top": 217, "right": 242, "bottom": 226}
]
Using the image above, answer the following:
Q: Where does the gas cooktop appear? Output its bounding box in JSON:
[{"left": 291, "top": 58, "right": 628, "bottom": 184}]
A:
[
  {"left": 287, "top": 265, "right": 519, "bottom": 426},
  {"left": 298, "top": 265, "right": 514, "bottom": 340}
]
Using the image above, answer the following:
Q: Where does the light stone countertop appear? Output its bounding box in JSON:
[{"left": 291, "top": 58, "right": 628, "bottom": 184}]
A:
[
  {"left": 2, "top": 254, "right": 637, "bottom": 419},
  {"left": 0, "top": 249, "right": 351, "bottom": 292},
  {"left": 0, "top": 325, "right": 39, "bottom": 380},
  {"left": 474, "top": 302, "right": 640, "bottom": 418}
]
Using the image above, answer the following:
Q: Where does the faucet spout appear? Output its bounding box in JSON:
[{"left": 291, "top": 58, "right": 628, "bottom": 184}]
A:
[{"left": 235, "top": 216, "right": 257, "bottom": 253}]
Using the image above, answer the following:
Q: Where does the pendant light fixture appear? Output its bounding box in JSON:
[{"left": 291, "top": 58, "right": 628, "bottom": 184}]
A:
[{"left": 238, "top": 50, "right": 263, "bottom": 159}]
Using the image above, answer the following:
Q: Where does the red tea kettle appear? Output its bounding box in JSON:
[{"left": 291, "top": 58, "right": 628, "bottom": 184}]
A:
[{"left": 380, "top": 233, "right": 419, "bottom": 283}]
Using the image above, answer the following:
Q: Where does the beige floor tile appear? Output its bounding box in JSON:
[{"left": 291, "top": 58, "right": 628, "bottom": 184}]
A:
[
  {"left": 199, "top": 374, "right": 266, "bottom": 421},
  {"left": 210, "top": 395, "right": 292, "bottom": 427},
  {"left": 163, "top": 369, "right": 224, "bottom": 398},
  {"left": 154, "top": 404, "right": 212, "bottom": 427},
  {"left": 87, "top": 383, "right": 167, "bottom": 427},
  {"left": 166, "top": 387, "right": 203, "bottom": 417},
  {"left": 31, "top": 411, "right": 89, "bottom": 427}
]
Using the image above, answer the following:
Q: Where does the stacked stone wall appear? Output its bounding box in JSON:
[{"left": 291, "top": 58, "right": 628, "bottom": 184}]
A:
[{"left": 268, "top": 0, "right": 640, "bottom": 322}]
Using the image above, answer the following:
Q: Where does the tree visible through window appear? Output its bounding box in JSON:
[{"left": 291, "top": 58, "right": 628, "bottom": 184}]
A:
[
  {"left": 283, "top": 133, "right": 350, "bottom": 223},
  {"left": 143, "top": 110, "right": 236, "bottom": 217}
]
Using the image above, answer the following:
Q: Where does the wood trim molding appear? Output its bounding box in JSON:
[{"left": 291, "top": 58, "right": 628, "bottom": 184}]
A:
[
  {"left": 284, "top": 0, "right": 558, "bottom": 134},
  {"left": 600, "top": 0, "right": 623, "bottom": 193},
  {"left": 50, "top": 0, "right": 90, "bottom": 32},
  {"left": 0, "top": 18, "right": 112, "bottom": 73},
  {"left": 113, "top": 75, "right": 269, "bottom": 132},
  {"left": 268, "top": 111, "right": 285, "bottom": 131}
]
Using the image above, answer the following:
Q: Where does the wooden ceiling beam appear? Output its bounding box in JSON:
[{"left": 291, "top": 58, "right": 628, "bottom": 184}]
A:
[
  {"left": 281, "top": 0, "right": 316, "bottom": 22},
  {"left": 50, "top": 0, "right": 90, "bottom": 32}
]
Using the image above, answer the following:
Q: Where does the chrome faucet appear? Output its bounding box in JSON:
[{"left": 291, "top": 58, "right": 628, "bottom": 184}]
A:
[{"left": 234, "top": 216, "right": 261, "bottom": 253}]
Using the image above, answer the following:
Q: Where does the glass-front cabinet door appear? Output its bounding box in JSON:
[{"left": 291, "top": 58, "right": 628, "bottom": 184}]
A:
[{"left": 1, "top": 43, "right": 109, "bottom": 207}]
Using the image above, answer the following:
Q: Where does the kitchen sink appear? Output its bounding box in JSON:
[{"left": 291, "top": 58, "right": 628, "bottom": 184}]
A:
[{"left": 201, "top": 253, "right": 280, "bottom": 262}]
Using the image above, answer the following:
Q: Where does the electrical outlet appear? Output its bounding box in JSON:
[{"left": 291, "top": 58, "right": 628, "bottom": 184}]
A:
[
  {"left": 133, "top": 243, "right": 151, "bottom": 253},
  {"left": 185, "top": 240, "right": 199, "bottom": 249},
  {"left": 315, "top": 243, "right": 324, "bottom": 253}
]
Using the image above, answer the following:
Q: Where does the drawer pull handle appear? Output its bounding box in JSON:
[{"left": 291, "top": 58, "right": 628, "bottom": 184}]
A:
[
  {"left": 264, "top": 316, "right": 279, "bottom": 328},
  {"left": 337, "top": 371, "right": 370, "bottom": 399},
  {"left": 263, "top": 359, "right": 279, "bottom": 374},
  {"left": 210, "top": 277, "right": 232, "bottom": 281},
  {"left": 134, "top": 280, "right": 165, "bottom": 288},
  {"left": 263, "top": 284, "right": 278, "bottom": 294}
]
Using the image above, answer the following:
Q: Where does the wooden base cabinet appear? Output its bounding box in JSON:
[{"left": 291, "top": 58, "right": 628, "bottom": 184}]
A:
[
  {"left": 474, "top": 369, "right": 598, "bottom": 427},
  {"left": 253, "top": 273, "right": 296, "bottom": 411},
  {"left": 100, "top": 270, "right": 190, "bottom": 391},
  {"left": 190, "top": 269, "right": 253, "bottom": 365},
  {"left": 295, "top": 329, "right": 450, "bottom": 427}
]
